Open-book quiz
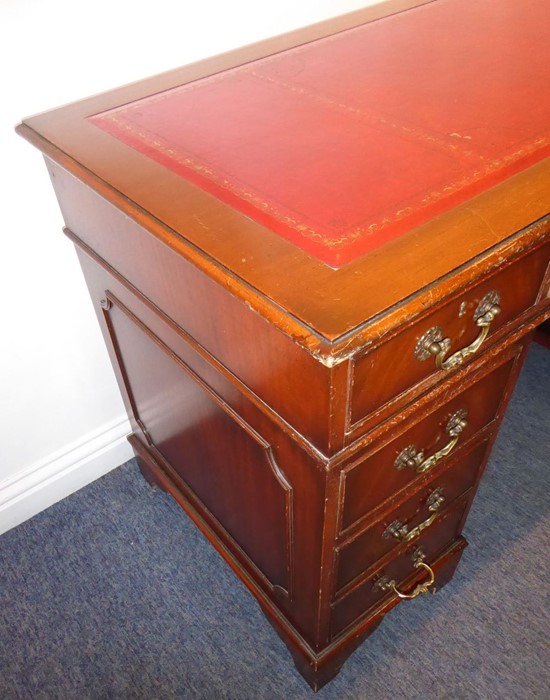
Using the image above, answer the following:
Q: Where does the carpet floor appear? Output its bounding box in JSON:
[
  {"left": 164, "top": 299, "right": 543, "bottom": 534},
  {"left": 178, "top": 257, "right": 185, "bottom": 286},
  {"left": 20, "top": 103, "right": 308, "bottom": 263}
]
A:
[{"left": 0, "top": 344, "right": 548, "bottom": 699}]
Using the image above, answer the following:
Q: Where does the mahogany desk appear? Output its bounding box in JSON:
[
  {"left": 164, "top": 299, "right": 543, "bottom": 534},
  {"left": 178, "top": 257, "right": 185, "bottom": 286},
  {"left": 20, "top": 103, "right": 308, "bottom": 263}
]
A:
[{"left": 17, "top": 0, "right": 550, "bottom": 690}]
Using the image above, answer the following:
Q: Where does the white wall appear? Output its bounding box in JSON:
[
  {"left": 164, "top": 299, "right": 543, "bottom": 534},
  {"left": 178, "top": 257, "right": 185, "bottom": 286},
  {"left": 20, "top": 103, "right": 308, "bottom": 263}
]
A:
[{"left": 0, "top": 0, "right": 377, "bottom": 533}]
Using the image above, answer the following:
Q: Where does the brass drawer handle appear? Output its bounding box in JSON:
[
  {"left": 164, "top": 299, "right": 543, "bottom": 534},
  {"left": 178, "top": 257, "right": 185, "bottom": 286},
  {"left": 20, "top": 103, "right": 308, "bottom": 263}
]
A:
[
  {"left": 383, "top": 488, "right": 445, "bottom": 542},
  {"left": 391, "top": 561, "right": 435, "bottom": 599},
  {"left": 394, "top": 409, "right": 468, "bottom": 474},
  {"left": 415, "top": 291, "right": 501, "bottom": 371},
  {"left": 374, "top": 549, "right": 435, "bottom": 600}
]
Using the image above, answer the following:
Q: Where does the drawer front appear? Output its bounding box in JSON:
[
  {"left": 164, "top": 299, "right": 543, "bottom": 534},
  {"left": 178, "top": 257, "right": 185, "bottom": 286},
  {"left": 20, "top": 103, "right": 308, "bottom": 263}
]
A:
[
  {"left": 349, "top": 241, "right": 550, "bottom": 432},
  {"left": 331, "top": 494, "right": 468, "bottom": 640},
  {"left": 335, "top": 439, "right": 488, "bottom": 592},
  {"left": 340, "top": 346, "right": 519, "bottom": 533}
]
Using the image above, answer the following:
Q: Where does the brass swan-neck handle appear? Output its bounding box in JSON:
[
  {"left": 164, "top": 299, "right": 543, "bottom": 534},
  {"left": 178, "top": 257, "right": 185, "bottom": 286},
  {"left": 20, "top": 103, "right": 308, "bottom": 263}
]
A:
[
  {"left": 394, "top": 409, "right": 468, "bottom": 474},
  {"left": 415, "top": 291, "right": 501, "bottom": 371}
]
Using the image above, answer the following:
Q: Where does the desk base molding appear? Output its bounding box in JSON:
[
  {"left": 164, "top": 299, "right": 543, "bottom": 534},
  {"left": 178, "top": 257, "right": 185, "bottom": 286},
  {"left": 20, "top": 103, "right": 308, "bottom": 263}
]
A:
[{"left": 131, "top": 429, "right": 468, "bottom": 691}]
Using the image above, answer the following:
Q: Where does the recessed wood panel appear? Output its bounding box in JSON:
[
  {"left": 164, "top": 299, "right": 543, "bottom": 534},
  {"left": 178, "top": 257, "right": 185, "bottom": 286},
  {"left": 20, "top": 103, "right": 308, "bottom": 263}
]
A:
[{"left": 104, "top": 296, "right": 294, "bottom": 595}]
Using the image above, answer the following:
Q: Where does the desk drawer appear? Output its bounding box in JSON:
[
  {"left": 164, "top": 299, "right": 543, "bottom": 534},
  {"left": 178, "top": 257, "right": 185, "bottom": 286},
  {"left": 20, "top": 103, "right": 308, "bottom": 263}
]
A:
[
  {"left": 349, "top": 241, "right": 550, "bottom": 434},
  {"left": 340, "top": 346, "right": 520, "bottom": 533},
  {"left": 331, "top": 494, "right": 468, "bottom": 640},
  {"left": 335, "top": 439, "right": 487, "bottom": 592}
]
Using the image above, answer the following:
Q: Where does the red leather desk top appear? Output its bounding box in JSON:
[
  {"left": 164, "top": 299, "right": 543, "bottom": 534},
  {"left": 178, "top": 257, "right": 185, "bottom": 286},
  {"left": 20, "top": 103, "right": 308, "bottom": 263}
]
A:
[{"left": 90, "top": 0, "right": 548, "bottom": 268}]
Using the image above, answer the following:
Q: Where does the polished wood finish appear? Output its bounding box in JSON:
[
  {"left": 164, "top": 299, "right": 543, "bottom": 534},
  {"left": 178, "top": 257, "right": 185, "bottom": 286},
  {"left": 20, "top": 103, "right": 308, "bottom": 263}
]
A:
[
  {"left": 349, "top": 240, "right": 550, "bottom": 436},
  {"left": 335, "top": 438, "right": 488, "bottom": 592},
  {"left": 331, "top": 494, "right": 470, "bottom": 639},
  {"left": 17, "top": 0, "right": 550, "bottom": 691}
]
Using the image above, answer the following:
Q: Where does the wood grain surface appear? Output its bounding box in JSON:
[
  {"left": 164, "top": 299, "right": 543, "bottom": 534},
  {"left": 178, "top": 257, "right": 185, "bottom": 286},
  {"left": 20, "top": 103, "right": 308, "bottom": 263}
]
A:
[{"left": 16, "top": 0, "right": 550, "bottom": 690}]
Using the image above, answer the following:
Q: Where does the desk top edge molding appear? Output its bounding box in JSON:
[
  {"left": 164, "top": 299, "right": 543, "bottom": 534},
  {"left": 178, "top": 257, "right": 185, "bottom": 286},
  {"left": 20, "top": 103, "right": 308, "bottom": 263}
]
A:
[
  {"left": 15, "top": 0, "right": 550, "bottom": 362},
  {"left": 15, "top": 123, "right": 550, "bottom": 367}
]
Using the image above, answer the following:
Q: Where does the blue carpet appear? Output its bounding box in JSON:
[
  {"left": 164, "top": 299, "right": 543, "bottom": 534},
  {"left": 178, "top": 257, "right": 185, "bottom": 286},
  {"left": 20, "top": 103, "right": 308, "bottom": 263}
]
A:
[{"left": 0, "top": 344, "right": 548, "bottom": 699}]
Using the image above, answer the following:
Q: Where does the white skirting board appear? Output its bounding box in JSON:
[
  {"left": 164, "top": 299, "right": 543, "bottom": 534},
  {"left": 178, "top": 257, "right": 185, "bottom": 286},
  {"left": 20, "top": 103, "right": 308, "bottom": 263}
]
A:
[{"left": 0, "top": 416, "right": 133, "bottom": 536}]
